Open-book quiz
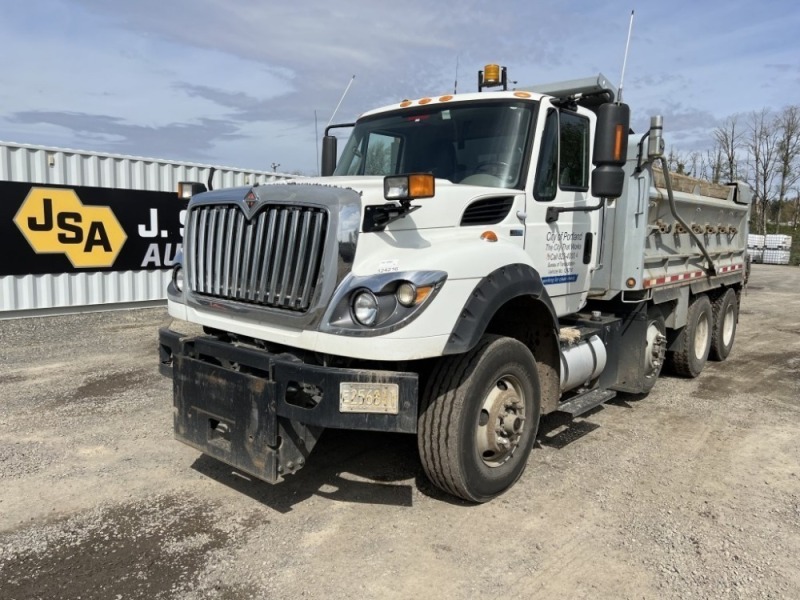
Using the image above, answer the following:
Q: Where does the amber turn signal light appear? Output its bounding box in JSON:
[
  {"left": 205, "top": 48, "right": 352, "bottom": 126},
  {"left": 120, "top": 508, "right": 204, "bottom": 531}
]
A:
[{"left": 384, "top": 173, "right": 435, "bottom": 201}]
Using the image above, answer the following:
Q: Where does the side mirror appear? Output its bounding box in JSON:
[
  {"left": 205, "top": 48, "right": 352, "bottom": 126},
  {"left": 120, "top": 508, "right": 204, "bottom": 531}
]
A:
[
  {"left": 321, "top": 135, "right": 337, "bottom": 176},
  {"left": 591, "top": 102, "right": 630, "bottom": 199}
]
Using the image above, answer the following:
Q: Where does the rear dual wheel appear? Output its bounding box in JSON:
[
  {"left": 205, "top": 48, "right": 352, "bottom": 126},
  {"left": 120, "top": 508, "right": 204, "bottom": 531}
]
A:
[
  {"left": 641, "top": 310, "right": 667, "bottom": 392},
  {"left": 667, "top": 294, "right": 713, "bottom": 378},
  {"left": 710, "top": 288, "right": 738, "bottom": 361}
]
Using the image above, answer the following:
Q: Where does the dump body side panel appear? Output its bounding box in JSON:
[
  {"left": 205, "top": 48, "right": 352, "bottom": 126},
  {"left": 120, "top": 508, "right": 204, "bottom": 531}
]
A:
[{"left": 591, "top": 145, "right": 748, "bottom": 301}]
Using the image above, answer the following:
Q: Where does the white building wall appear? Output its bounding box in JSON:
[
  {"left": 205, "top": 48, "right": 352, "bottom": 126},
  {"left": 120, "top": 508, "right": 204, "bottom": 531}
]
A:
[{"left": 1, "top": 141, "right": 293, "bottom": 315}]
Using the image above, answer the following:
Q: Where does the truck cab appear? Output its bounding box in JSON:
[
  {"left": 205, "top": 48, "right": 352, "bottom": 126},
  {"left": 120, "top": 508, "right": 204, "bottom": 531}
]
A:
[{"left": 327, "top": 84, "right": 610, "bottom": 316}]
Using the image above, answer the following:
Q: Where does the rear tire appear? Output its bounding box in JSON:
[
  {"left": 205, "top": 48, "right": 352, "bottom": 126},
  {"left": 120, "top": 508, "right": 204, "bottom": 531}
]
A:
[
  {"left": 641, "top": 310, "right": 667, "bottom": 393},
  {"left": 668, "top": 294, "right": 712, "bottom": 378},
  {"left": 418, "top": 335, "right": 541, "bottom": 503},
  {"left": 710, "top": 288, "right": 738, "bottom": 361}
]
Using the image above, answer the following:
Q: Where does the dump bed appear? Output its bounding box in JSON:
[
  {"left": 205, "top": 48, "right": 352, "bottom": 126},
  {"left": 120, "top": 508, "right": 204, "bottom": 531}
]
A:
[
  {"left": 644, "top": 168, "right": 750, "bottom": 286},
  {"left": 593, "top": 157, "right": 751, "bottom": 299}
]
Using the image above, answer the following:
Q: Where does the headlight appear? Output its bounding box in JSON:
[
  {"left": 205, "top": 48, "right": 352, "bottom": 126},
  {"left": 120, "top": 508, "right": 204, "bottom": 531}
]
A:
[
  {"left": 172, "top": 265, "right": 184, "bottom": 292},
  {"left": 396, "top": 281, "right": 435, "bottom": 307},
  {"left": 352, "top": 290, "right": 378, "bottom": 326},
  {"left": 321, "top": 271, "right": 447, "bottom": 336},
  {"left": 383, "top": 173, "right": 435, "bottom": 201},
  {"left": 396, "top": 282, "right": 416, "bottom": 307}
]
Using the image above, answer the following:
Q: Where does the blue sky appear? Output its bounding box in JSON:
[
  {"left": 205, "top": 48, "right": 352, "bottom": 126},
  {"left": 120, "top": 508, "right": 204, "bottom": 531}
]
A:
[{"left": 2, "top": 0, "right": 798, "bottom": 174}]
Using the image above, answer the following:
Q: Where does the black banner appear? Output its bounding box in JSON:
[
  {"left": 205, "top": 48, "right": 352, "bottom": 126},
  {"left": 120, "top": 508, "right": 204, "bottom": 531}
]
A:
[{"left": 0, "top": 181, "right": 187, "bottom": 276}]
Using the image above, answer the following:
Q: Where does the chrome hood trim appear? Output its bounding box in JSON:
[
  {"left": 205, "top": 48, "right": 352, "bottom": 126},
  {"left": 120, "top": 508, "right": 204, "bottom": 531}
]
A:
[{"left": 184, "top": 182, "right": 362, "bottom": 330}]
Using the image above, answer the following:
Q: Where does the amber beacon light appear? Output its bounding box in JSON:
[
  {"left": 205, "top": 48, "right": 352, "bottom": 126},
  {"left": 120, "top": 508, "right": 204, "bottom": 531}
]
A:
[
  {"left": 483, "top": 64, "right": 501, "bottom": 85},
  {"left": 478, "top": 64, "right": 508, "bottom": 91}
]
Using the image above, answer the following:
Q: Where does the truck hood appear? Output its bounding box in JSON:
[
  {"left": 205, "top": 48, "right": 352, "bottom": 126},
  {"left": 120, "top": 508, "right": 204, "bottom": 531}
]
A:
[{"left": 191, "top": 176, "right": 523, "bottom": 232}]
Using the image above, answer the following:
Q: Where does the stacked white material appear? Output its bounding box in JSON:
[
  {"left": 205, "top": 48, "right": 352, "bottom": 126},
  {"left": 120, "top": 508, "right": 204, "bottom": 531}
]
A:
[
  {"left": 763, "top": 249, "right": 791, "bottom": 265},
  {"left": 747, "top": 234, "right": 765, "bottom": 248},
  {"left": 747, "top": 235, "right": 765, "bottom": 262},
  {"left": 764, "top": 234, "right": 792, "bottom": 249}
]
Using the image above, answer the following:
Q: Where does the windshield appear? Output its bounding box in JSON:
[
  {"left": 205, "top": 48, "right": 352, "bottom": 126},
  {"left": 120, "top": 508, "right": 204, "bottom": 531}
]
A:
[{"left": 334, "top": 100, "right": 537, "bottom": 189}]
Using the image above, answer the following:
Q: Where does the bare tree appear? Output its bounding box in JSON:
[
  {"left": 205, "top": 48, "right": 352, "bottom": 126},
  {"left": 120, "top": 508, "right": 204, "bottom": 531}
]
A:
[
  {"left": 666, "top": 147, "right": 688, "bottom": 174},
  {"left": 774, "top": 106, "right": 800, "bottom": 231},
  {"left": 687, "top": 151, "right": 702, "bottom": 178},
  {"left": 704, "top": 146, "right": 723, "bottom": 183},
  {"left": 713, "top": 116, "right": 742, "bottom": 182},
  {"left": 746, "top": 109, "right": 780, "bottom": 236}
]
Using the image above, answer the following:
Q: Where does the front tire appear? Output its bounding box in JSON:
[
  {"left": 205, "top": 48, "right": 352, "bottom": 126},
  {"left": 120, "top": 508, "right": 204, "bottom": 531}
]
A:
[
  {"left": 710, "top": 288, "right": 738, "bottom": 361},
  {"left": 668, "top": 294, "right": 712, "bottom": 378},
  {"left": 418, "top": 335, "right": 541, "bottom": 503}
]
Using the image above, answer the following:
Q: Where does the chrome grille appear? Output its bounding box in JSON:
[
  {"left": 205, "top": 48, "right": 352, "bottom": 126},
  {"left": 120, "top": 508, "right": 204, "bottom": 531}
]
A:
[{"left": 187, "top": 204, "right": 327, "bottom": 311}]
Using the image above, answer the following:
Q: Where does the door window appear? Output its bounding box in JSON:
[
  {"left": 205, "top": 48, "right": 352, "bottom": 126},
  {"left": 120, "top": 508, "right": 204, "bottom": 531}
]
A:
[
  {"left": 534, "top": 108, "right": 590, "bottom": 200},
  {"left": 559, "top": 112, "right": 590, "bottom": 190}
]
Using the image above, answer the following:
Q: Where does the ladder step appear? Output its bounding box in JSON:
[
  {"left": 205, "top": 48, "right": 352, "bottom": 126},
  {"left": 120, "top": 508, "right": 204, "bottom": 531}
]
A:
[{"left": 556, "top": 389, "right": 617, "bottom": 417}]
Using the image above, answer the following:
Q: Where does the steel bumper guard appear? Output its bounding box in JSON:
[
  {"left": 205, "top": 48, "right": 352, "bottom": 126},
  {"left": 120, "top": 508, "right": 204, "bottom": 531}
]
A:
[{"left": 158, "top": 328, "right": 418, "bottom": 483}]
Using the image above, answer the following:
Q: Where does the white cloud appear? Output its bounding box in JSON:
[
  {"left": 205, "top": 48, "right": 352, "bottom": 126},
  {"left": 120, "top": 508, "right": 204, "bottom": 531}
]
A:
[{"left": 1, "top": 0, "right": 799, "bottom": 172}]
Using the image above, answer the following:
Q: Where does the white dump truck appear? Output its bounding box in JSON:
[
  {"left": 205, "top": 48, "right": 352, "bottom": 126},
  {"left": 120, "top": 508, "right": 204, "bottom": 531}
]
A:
[{"left": 159, "top": 65, "right": 751, "bottom": 502}]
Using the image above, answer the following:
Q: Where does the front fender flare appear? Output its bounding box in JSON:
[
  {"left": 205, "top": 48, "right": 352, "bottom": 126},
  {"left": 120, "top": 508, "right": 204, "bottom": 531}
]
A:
[{"left": 443, "top": 263, "right": 558, "bottom": 355}]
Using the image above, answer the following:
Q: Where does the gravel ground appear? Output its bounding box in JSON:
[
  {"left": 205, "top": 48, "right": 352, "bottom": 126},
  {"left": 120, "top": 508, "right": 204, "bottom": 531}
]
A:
[{"left": 1, "top": 264, "right": 798, "bottom": 599}]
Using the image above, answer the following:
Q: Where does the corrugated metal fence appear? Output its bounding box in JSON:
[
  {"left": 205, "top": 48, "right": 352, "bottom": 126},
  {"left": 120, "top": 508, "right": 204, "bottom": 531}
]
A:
[{"left": 1, "top": 141, "right": 292, "bottom": 316}]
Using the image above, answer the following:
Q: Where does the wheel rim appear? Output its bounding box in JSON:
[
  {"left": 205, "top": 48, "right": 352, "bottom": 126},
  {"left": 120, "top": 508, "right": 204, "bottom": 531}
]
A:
[
  {"left": 722, "top": 303, "right": 735, "bottom": 346},
  {"left": 644, "top": 321, "right": 666, "bottom": 378},
  {"left": 694, "top": 312, "right": 710, "bottom": 359},
  {"left": 476, "top": 375, "right": 526, "bottom": 468}
]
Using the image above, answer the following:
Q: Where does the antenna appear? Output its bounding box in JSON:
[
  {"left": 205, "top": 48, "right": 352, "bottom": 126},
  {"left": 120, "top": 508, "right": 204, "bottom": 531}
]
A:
[
  {"left": 314, "top": 110, "right": 320, "bottom": 176},
  {"left": 327, "top": 75, "right": 356, "bottom": 128},
  {"left": 618, "top": 10, "right": 635, "bottom": 103},
  {"left": 454, "top": 55, "right": 459, "bottom": 94}
]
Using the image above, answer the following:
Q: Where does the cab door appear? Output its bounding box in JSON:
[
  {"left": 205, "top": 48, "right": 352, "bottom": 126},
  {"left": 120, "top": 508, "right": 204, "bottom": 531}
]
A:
[{"left": 525, "top": 102, "right": 598, "bottom": 316}]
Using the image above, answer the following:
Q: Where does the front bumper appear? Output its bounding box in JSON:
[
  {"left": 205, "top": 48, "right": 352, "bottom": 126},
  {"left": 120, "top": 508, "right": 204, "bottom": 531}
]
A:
[{"left": 158, "top": 328, "right": 418, "bottom": 483}]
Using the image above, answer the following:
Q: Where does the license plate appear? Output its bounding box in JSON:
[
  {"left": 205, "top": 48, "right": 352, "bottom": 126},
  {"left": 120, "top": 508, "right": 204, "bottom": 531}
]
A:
[{"left": 339, "top": 382, "right": 399, "bottom": 414}]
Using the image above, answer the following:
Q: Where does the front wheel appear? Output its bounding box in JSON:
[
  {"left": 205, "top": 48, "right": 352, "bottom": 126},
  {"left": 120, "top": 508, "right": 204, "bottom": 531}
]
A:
[{"left": 418, "top": 335, "right": 541, "bottom": 503}]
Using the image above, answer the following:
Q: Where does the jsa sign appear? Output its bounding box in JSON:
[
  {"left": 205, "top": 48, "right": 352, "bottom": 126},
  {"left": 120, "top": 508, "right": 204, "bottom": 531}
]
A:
[
  {"left": 14, "top": 187, "right": 127, "bottom": 268},
  {"left": 1, "top": 181, "right": 187, "bottom": 276}
]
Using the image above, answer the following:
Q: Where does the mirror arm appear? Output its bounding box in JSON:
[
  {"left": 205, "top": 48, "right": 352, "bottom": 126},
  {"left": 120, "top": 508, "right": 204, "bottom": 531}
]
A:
[{"left": 363, "top": 202, "right": 421, "bottom": 232}]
